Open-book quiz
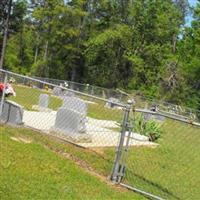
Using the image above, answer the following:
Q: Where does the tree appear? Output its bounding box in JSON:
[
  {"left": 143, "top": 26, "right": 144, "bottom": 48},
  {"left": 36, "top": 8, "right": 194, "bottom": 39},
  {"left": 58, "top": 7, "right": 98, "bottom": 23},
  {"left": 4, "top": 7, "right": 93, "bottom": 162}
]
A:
[
  {"left": 178, "top": 2, "right": 200, "bottom": 109},
  {"left": 2, "top": 0, "right": 199, "bottom": 112},
  {"left": 0, "top": 0, "right": 12, "bottom": 69}
]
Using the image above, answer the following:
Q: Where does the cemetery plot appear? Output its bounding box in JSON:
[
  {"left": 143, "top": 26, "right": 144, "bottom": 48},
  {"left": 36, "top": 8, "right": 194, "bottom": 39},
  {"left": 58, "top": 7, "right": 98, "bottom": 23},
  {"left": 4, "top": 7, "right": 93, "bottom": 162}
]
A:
[
  {"left": 8, "top": 85, "right": 62, "bottom": 110},
  {"left": 5, "top": 84, "right": 155, "bottom": 147},
  {"left": 22, "top": 109, "right": 156, "bottom": 147}
]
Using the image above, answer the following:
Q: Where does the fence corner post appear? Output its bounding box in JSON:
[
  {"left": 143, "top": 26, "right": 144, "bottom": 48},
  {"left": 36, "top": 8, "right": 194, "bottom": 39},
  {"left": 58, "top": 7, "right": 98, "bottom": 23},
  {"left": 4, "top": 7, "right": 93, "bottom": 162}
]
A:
[{"left": 110, "top": 100, "right": 133, "bottom": 184}]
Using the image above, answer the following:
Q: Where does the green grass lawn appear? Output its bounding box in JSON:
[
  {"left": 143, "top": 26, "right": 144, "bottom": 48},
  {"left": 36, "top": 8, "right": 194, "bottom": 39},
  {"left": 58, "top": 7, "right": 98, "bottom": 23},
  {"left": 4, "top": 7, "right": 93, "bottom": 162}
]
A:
[
  {"left": 9, "top": 85, "right": 123, "bottom": 121},
  {"left": 5, "top": 85, "right": 200, "bottom": 199},
  {"left": 124, "top": 120, "right": 200, "bottom": 200},
  {"left": 9, "top": 85, "right": 62, "bottom": 110},
  {"left": 1, "top": 121, "right": 199, "bottom": 200},
  {"left": 0, "top": 125, "right": 144, "bottom": 200}
]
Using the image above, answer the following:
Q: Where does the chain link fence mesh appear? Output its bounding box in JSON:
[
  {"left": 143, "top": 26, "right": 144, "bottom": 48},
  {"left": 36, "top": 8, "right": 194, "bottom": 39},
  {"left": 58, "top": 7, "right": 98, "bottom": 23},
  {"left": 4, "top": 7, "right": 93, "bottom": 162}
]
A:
[
  {"left": 1, "top": 70, "right": 200, "bottom": 200},
  {"left": 32, "top": 76, "right": 129, "bottom": 103},
  {"left": 133, "top": 95, "right": 200, "bottom": 124},
  {"left": 121, "top": 106, "right": 200, "bottom": 200},
  {"left": 0, "top": 70, "right": 129, "bottom": 182}
]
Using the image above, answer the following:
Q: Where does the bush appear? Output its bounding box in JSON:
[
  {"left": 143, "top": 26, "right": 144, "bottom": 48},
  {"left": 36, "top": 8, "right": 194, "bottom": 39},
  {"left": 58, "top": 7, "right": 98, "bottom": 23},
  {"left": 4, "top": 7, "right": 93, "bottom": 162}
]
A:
[{"left": 131, "top": 114, "right": 163, "bottom": 141}]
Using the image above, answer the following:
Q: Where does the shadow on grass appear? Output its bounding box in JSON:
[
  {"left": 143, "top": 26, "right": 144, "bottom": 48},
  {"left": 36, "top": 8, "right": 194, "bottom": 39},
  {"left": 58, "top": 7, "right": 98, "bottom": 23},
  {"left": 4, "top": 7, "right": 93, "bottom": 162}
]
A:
[{"left": 124, "top": 169, "right": 181, "bottom": 200}]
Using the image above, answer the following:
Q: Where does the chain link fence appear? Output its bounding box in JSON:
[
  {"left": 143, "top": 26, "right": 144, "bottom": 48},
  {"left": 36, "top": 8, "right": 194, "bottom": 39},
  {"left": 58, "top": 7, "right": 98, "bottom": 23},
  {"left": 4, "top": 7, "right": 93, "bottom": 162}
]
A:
[
  {"left": 133, "top": 95, "right": 200, "bottom": 124},
  {"left": 113, "top": 105, "right": 200, "bottom": 200},
  {"left": 32, "top": 76, "right": 129, "bottom": 103},
  {"left": 1, "top": 69, "right": 200, "bottom": 200},
  {"left": 0, "top": 69, "right": 131, "bottom": 184},
  {"left": 32, "top": 76, "right": 200, "bottom": 124}
]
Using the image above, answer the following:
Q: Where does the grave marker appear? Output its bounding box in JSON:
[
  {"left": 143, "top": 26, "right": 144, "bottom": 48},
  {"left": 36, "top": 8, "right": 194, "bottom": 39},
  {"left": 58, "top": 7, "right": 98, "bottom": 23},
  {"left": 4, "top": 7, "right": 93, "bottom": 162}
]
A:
[
  {"left": 105, "top": 97, "right": 120, "bottom": 108},
  {"left": 53, "top": 86, "right": 62, "bottom": 96},
  {"left": 62, "top": 96, "right": 87, "bottom": 116},
  {"left": 39, "top": 94, "right": 49, "bottom": 108},
  {"left": 0, "top": 100, "right": 23, "bottom": 125},
  {"left": 52, "top": 107, "right": 91, "bottom": 142}
]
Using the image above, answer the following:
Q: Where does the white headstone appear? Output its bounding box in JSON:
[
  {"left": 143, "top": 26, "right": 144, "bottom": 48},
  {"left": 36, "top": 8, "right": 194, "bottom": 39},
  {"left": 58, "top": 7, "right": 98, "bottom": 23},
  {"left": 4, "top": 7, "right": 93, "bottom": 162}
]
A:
[
  {"left": 52, "top": 108, "right": 90, "bottom": 142},
  {"left": 39, "top": 94, "right": 49, "bottom": 108},
  {"left": 0, "top": 100, "right": 23, "bottom": 125},
  {"left": 62, "top": 97, "right": 87, "bottom": 116},
  {"left": 54, "top": 108, "right": 82, "bottom": 134},
  {"left": 53, "top": 87, "right": 62, "bottom": 96}
]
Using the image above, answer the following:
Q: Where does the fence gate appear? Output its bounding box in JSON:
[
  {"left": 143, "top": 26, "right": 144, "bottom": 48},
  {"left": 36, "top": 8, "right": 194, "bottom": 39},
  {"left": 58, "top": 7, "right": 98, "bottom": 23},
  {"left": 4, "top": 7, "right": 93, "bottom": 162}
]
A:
[{"left": 112, "top": 104, "right": 200, "bottom": 200}]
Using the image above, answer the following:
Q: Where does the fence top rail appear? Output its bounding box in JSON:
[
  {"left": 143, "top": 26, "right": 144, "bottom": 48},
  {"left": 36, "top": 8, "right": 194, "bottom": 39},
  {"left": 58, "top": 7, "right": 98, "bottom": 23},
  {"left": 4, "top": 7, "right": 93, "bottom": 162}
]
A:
[
  {"left": 135, "top": 108, "right": 200, "bottom": 127},
  {"left": 33, "top": 76, "right": 129, "bottom": 96},
  {"left": 0, "top": 69, "right": 127, "bottom": 108},
  {"left": 135, "top": 97, "right": 199, "bottom": 113}
]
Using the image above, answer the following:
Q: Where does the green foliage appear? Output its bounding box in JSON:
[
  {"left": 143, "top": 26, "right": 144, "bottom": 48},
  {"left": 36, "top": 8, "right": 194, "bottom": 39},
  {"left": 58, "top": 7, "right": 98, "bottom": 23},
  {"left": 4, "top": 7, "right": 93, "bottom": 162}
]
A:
[
  {"left": 85, "top": 24, "right": 132, "bottom": 87},
  {"left": 132, "top": 114, "right": 163, "bottom": 141},
  {"left": 5, "top": 25, "right": 35, "bottom": 74},
  {"left": 1, "top": 0, "right": 199, "bottom": 111},
  {"left": 31, "top": 59, "right": 48, "bottom": 77}
]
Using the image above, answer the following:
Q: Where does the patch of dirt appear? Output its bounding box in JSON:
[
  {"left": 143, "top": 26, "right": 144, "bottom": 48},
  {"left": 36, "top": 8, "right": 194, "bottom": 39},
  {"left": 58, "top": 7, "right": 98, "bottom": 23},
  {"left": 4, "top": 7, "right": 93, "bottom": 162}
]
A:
[
  {"left": 10, "top": 137, "right": 21, "bottom": 143},
  {"left": 10, "top": 136, "right": 32, "bottom": 144},
  {"left": 90, "top": 147, "right": 106, "bottom": 157}
]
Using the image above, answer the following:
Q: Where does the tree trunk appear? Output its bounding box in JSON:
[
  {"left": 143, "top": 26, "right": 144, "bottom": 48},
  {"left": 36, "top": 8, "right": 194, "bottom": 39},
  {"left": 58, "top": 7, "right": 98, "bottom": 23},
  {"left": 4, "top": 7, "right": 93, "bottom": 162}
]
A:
[
  {"left": 71, "top": 66, "right": 76, "bottom": 82},
  {"left": 172, "top": 34, "right": 177, "bottom": 54},
  {"left": 34, "top": 46, "right": 39, "bottom": 63},
  {"left": 0, "top": 0, "right": 12, "bottom": 69},
  {"left": 43, "top": 41, "right": 49, "bottom": 77},
  {"left": 34, "top": 33, "right": 40, "bottom": 63},
  {"left": 43, "top": 41, "right": 48, "bottom": 61},
  {"left": 19, "top": 26, "right": 24, "bottom": 67}
]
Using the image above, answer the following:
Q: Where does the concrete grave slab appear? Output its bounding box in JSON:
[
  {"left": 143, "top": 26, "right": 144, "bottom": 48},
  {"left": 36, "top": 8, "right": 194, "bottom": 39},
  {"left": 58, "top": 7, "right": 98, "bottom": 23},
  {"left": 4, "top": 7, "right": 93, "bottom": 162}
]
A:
[{"left": 23, "top": 110, "right": 157, "bottom": 148}]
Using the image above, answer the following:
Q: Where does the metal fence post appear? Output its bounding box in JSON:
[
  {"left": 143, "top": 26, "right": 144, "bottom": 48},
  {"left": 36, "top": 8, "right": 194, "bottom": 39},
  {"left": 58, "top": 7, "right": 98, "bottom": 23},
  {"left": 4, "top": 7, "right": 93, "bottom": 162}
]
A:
[
  {"left": 0, "top": 73, "right": 8, "bottom": 117},
  {"left": 110, "top": 101, "right": 132, "bottom": 183}
]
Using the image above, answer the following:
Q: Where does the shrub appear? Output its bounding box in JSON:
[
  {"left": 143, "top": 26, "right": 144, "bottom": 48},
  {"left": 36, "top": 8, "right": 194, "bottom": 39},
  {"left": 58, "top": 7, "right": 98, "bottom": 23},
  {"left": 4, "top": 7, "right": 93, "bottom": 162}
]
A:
[{"left": 131, "top": 114, "right": 163, "bottom": 141}]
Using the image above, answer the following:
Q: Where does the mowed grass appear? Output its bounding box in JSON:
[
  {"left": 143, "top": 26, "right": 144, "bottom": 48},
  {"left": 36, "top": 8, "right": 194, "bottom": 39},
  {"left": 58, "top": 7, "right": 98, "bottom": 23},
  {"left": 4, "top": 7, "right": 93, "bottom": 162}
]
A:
[
  {"left": 5, "top": 85, "right": 200, "bottom": 199},
  {"left": 9, "top": 85, "right": 62, "bottom": 110},
  {"left": 1, "top": 122, "right": 199, "bottom": 200},
  {"left": 0, "top": 125, "right": 144, "bottom": 200},
  {"left": 9, "top": 85, "right": 124, "bottom": 122},
  {"left": 125, "top": 120, "right": 200, "bottom": 199}
]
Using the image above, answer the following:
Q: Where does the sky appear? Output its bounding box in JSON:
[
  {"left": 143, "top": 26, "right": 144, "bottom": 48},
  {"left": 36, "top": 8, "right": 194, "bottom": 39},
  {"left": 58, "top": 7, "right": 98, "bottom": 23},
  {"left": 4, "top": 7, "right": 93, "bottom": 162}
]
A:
[
  {"left": 189, "top": 0, "right": 198, "bottom": 6},
  {"left": 186, "top": 0, "right": 198, "bottom": 26}
]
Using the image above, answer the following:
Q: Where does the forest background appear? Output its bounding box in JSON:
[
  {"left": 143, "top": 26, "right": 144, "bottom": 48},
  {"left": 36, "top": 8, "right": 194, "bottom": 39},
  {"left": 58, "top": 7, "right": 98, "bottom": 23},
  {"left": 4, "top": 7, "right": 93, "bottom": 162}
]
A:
[{"left": 0, "top": 0, "right": 199, "bottom": 111}]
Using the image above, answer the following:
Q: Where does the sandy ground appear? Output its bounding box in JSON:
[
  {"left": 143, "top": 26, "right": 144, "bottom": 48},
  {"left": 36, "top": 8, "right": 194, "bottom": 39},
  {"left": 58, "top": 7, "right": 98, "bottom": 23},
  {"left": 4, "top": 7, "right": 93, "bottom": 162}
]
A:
[{"left": 23, "top": 110, "right": 157, "bottom": 148}]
